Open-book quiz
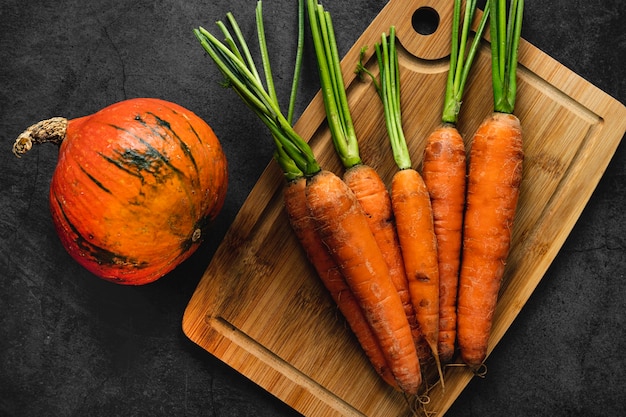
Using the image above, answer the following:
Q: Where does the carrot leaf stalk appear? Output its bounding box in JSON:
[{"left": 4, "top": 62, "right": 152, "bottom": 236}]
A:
[
  {"left": 287, "top": 0, "right": 305, "bottom": 125},
  {"left": 442, "top": 0, "right": 491, "bottom": 124},
  {"left": 490, "top": 0, "right": 524, "bottom": 114},
  {"left": 194, "top": 1, "right": 320, "bottom": 178},
  {"left": 306, "top": 0, "right": 361, "bottom": 169},
  {"left": 375, "top": 29, "right": 411, "bottom": 171}
]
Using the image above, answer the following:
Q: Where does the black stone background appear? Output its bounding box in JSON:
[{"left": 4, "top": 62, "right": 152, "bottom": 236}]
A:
[{"left": 1, "top": 0, "right": 625, "bottom": 416}]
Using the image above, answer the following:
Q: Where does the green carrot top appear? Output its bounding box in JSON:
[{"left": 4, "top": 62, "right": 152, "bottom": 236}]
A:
[
  {"left": 194, "top": 0, "right": 320, "bottom": 179},
  {"left": 490, "top": 0, "right": 524, "bottom": 114},
  {"left": 375, "top": 27, "right": 411, "bottom": 170},
  {"left": 441, "top": 0, "right": 491, "bottom": 124},
  {"left": 307, "top": 0, "right": 362, "bottom": 169},
  {"left": 359, "top": 0, "right": 490, "bottom": 163}
]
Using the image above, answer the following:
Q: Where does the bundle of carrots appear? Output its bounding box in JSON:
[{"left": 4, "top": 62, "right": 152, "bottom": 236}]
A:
[
  {"left": 307, "top": 0, "right": 424, "bottom": 392},
  {"left": 351, "top": 0, "right": 524, "bottom": 377},
  {"left": 195, "top": 0, "right": 422, "bottom": 396},
  {"left": 193, "top": 0, "right": 524, "bottom": 397}
]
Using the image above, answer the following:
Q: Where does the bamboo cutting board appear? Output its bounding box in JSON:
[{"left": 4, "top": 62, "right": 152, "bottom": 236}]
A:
[{"left": 182, "top": 0, "right": 626, "bottom": 415}]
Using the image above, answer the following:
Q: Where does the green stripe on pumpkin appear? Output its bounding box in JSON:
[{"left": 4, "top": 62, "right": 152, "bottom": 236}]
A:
[
  {"left": 78, "top": 165, "right": 111, "bottom": 194},
  {"left": 51, "top": 190, "right": 146, "bottom": 269}
]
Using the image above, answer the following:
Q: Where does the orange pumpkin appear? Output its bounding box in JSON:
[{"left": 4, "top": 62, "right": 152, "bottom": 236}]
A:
[{"left": 13, "top": 98, "right": 228, "bottom": 285}]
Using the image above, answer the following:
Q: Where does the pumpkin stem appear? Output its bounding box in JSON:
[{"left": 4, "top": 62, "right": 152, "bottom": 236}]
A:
[{"left": 13, "top": 117, "right": 68, "bottom": 158}]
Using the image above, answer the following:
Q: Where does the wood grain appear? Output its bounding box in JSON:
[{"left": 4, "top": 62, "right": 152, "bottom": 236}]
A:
[{"left": 182, "top": 0, "right": 626, "bottom": 415}]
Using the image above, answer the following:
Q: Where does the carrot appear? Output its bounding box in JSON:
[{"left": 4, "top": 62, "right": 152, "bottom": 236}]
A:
[
  {"left": 347, "top": 163, "right": 436, "bottom": 364},
  {"left": 422, "top": 125, "right": 465, "bottom": 364},
  {"left": 391, "top": 168, "right": 440, "bottom": 361},
  {"left": 361, "top": 28, "right": 444, "bottom": 385},
  {"left": 457, "top": 0, "right": 525, "bottom": 370},
  {"left": 195, "top": 2, "right": 422, "bottom": 394},
  {"left": 307, "top": 0, "right": 427, "bottom": 360},
  {"left": 422, "top": 0, "right": 490, "bottom": 363},
  {"left": 307, "top": 170, "right": 422, "bottom": 395},
  {"left": 283, "top": 177, "right": 397, "bottom": 388}
]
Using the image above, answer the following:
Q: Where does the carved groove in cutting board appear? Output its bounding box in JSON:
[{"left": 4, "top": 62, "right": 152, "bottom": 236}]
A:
[
  {"left": 517, "top": 64, "right": 601, "bottom": 124},
  {"left": 208, "top": 316, "right": 367, "bottom": 417}
]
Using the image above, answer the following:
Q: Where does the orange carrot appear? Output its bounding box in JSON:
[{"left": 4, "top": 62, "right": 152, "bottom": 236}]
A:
[
  {"left": 308, "top": 0, "right": 427, "bottom": 363},
  {"left": 457, "top": 112, "right": 523, "bottom": 368},
  {"left": 306, "top": 169, "right": 422, "bottom": 395},
  {"left": 365, "top": 28, "right": 444, "bottom": 383},
  {"left": 422, "top": 125, "right": 466, "bottom": 363},
  {"left": 457, "top": 0, "right": 524, "bottom": 369},
  {"left": 422, "top": 0, "right": 490, "bottom": 363},
  {"left": 343, "top": 164, "right": 428, "bottom": 357},
  {"left": 390, "top": 168, "right": 440, "bottom": 361},
  {"left": 283, "top": 177, "right": 397, "bottom": 388},
  {"left": 342, "top": 166, "right": 405, "bottom": 301}
]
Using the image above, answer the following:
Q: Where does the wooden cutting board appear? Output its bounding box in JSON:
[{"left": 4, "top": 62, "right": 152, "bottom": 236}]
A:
[{"left": 183, "top": 0, "right": 626, "bottom": 415}]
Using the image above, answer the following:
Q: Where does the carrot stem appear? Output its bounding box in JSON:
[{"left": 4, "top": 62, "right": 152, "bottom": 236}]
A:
[
  {"left": 306, "top": 0, "right": 361, "bottom": 168},
  {"left": 373, "top": 28, "right": 411, "bottom": 170},
  {"left": 442, "top": 0, "right": 490, "bottom": 124},
  {"left": 255, "top": 0, "right": 306, "bottom": 177},
  {"left": 287, "top": 0, "right": 305, "bottom": 125},
  {"left": 194, "top": 2, "right": 320, "bottom": 177},
  {"left": 490, "top": 0, "right": 524, "bottom": 114},
  {"left": 256, "top": 1, "right": 278, "bottom": 106}
]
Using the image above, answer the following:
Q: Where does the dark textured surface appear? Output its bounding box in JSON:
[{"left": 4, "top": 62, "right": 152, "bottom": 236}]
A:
[{"left": 1, "top": 1, "right": 624, "bottom": 416}]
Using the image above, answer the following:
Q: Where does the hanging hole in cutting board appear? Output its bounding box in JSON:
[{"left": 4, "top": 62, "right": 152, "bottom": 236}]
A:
[
  {"left": 393, "top": 2, "right": 452, "bottom": 61},
  {"left": 412, "top": 7, "right": 440, "bottom": 36}
]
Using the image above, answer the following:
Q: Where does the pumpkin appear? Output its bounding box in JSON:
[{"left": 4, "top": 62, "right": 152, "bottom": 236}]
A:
[{"left": 13, "top": 98, "right": 228, "bottom": 285}]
